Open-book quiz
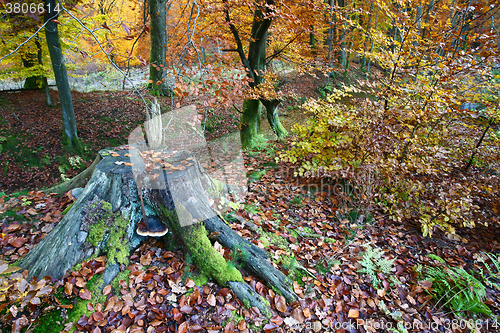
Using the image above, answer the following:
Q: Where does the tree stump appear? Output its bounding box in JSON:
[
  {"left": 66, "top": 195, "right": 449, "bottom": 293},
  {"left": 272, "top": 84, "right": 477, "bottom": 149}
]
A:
[{"left": 18, "top": 145, "right": 297, "bottom": 316}]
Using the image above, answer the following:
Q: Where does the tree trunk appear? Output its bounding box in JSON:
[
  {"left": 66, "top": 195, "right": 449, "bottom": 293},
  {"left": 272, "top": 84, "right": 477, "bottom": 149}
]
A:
[
  {"left": 224, "top": 0, "right": 287, "bottom": 147},
  {"left": 44, "top": 0, "right": 81, "bottom": 151},
  {"left": 22, "top": 40, "right": 43, "bottom": 90},
  {"left": 148, "top": 0, "right": 170, "bottom": 96},
  {"left": 261, "top": 99, "right": 287, "bottom": 139},
  {"left": 22, "top": 39, "right": 52, "bottom": 106},
  {"left": 18, "top": 146, "right": 296, "bottom": 315},
  {"left": 240, "top": 99, "right": 262, "bottom": 148}
]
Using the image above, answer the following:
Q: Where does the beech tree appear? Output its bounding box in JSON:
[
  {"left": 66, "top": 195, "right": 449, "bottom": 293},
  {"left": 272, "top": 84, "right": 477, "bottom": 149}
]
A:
[{"left": 221, "top": 0, "right": 288, "bottom": 147}]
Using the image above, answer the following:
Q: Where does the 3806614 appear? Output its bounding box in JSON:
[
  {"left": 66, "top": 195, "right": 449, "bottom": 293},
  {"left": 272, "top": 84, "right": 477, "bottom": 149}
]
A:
[{"left": 3, "top": 2, "right": 62, "bottom": 15}]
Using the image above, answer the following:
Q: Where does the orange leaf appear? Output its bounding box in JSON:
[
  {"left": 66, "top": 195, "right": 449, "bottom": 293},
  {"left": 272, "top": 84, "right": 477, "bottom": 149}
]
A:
[
  {"left": 348, "top": 309, "right": 359, "bottom": 318},
  {"left": 64, "top": 282, "right": 73, "bottom": 295},
  {"left": 103, "top": 285, "right": 111, "bottom": 295},
  {"left": 9, "top": 237, "right": 27, "bottom": 248}
]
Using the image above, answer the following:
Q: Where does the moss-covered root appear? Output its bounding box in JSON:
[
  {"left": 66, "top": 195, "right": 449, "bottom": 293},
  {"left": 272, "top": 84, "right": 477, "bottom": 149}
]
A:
[
  {"left": 184, "top": 223, "right": 243, "bottom": 286},
  {"left": 162, "top": 202, "right": 272, "bottom": 316},
  {"left": 183, "top": 223, "right": 272, "bottom": 317},
  {"left": 228, "top": 281, "right": 272, "bottom": 318}
]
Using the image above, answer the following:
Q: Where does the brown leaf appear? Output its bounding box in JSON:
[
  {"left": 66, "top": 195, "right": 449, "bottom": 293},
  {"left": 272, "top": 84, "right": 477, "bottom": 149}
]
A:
[
  {"left": 92, "top": 311, "right": 104, "bottom": 322},
  {"left": 75, "top": 277, "right": 85, "bottom": 288},
  {"left": 64, "top": 282, "right": 73, "bottom": 295},
  {"left": 207, "top": 294, "right": 216, "bottom": 307},
  {"left": 9, "top": 237, "right": 27, "bottom": 248},
  {"left": 263, "top": 322, "right": 278, "bottom": 332},
  {"left": 177, "top": 321, "right": 188, "bottom": 333},
  {"left": 292, "top": 307, "right": 305, "bottom": 323},
  {"left": 5, "top": 224, "right": 21, "bottom": 232},
  {"left": 103, "top": 285, "right": 111, "bottom": 295},
  {"left": 270, "top": 315, "right": 283, "bottom": 325},
  {"left": 79, "top": 288, "right": 91, "bottom": 300},
  {"left": 140, "top": 253, "right": 152, "bottom": 266},
  {"left": 185, "top": 279, "right": 195, "bottom": 288},
  {"left": 11, "top": 315, "right": 28, "bottom": 333},
  {"left": 122, "top": 305, "right": 130, "bottom": 316},
  {"left": 172, "top": 308, "right": 182, "bottom": 321},
  {"left": 275, "top": 295, "right": 287, "bottom": 313},
  {"left": 238, "top": 320, "right": 247, "bottom": 330}
]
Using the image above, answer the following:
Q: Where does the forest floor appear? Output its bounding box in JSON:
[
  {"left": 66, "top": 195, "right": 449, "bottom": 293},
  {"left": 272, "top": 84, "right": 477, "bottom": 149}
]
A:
[{"left": 1, "top": 69, "right": 500, "bottom": 333}]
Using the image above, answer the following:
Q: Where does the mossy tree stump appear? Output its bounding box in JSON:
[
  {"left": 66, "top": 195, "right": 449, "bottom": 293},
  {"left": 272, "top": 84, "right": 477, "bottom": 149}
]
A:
[{"left": 18, "top": 146, "right": 297, "bottom": 316}]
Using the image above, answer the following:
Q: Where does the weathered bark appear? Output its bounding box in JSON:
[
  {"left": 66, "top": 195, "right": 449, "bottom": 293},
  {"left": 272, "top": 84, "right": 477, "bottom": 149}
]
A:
[
  {"left": 18, "top": 148, "right": 144, "bottom": 284},
  {"left": 19, "top": 146, "right": 297, "bottom": 314},
  {"left": 44, "top": 0, "right": 82, "bottom": 151},
  {"left": 148, "top": 0, "right": 170, "bottom": 96}
]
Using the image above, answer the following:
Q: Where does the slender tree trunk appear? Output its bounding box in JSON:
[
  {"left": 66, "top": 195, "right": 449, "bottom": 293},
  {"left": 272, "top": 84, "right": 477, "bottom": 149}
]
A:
[
  {"left": 149, "top": 0, "right": 170, "bottom": 95},
  {"left": 324, "top": 0, "right": 335, "bottom": 62},
  {"left": 365, "top": 8, "right": 379, "bottom": 76},
  {"left": 309, "top": 25, "right": 316, "bottom": 53},
  {"left": 22, "top": 49, "right": 42, "bottom": 90},
  {"left": 360, "top": 1, "right": 375, "bottom": 70},
  {"left": 44, "top": 0, "right": 82, "bottom": 151}
]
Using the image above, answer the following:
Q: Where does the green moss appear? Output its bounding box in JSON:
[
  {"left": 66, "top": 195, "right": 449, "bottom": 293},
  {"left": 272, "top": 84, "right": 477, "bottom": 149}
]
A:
[
  {"left": 86, "top": 200, "right": 130, "bottom": 266},
  {"left": 32, "top": 307, "right": 66, "bottom": 333},
  {"left": 207, "top": 176, "right": 226, "bottom": 197},
  {"left": 222, "top": 310, "right": 245, "bottom": 327},
  {"left": 257, "top": 227, "right": 289, "bottom": 249},
  {"left": 87, "top": 211, "right": 107, "bottom": 247},
  {"left": 160, "top": 202, "right": 244, "bottom": 286},
  {"left": 106, "top": 215, "right": 130, "bottom": 266},
  {"left": 0, "top": 209, "right": 27, "bottom": 222},
  {"left": 111, "top": 269, "right": 130, "bottom": 293},
  {"left": 62, "top": 202, "right": 74, "bottom": 215},
  {"left": 242, "top": 299, "right": 251, "bottom": 308},
  {"left": 191, "top": 271, "right": 209, "bottom": 286}
]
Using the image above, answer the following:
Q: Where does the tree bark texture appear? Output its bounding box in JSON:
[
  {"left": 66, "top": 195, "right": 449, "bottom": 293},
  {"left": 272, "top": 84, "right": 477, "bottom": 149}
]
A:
[{"left": 240, "top": 99, "right": 262, "bottom": 148}]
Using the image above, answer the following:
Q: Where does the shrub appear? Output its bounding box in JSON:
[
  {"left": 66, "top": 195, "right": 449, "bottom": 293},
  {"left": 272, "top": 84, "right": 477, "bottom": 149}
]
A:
[{"left": 281, "top": 85, "right": 499, "bottom": 237}]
